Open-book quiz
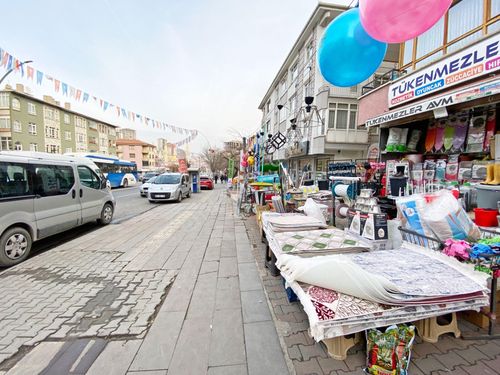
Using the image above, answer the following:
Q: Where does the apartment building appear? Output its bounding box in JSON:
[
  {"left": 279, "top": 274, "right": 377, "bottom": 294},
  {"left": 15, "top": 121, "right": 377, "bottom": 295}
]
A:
[
  {"left": 116, "top": 139, "right": 158, "bottom": 170},
  {"left": 258, "top": 3, "right": 399, "bottom": 183},
  {"left": 357, "top": 0, "right": 499, "bottom": 158},
  {"left": 0, "top": 84, "right": 117, "bottom": 155},
  {"left": 116, "top": 128, "right": 137, "bottom": 140}
]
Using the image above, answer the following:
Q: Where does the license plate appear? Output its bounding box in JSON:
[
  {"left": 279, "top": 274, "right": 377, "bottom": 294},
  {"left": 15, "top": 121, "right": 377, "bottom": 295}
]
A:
[{"left": 156, "top": 194, "right": 165, "bottom": 198}]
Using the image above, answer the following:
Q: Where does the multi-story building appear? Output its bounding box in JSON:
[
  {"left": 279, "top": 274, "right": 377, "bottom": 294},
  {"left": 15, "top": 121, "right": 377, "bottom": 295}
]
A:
[
  {"left": 224, "top": 140, "right": 243, "bottom": 153},
  {"left": 258, "top": 3, "right": 399, "bottom": 184},
  {"left": 0, "top": 84, "right": 117, "bottom": 155},
  {"left": 116, "top": 128, "right": 136, "bottom": 140},
  {"left": 357, "top": 0, "right": 499, "bottom": 158},
  {"left": 116, "top": 139, "right": 158, "bottom": 170}
]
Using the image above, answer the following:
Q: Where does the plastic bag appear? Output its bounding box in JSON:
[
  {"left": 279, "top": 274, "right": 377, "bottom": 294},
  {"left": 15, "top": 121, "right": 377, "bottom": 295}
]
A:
[
  {"left": 303, "top": 198, "right": 326, "bottom": 225},
  {"left": 406, "top": 129, "right": 421, "bottom": 151},
  {"left": 386, "top": 128, "right": 402, "bottom": 152},
  {"left": 366, "top": 325, "right": 416, "bottom": 375},
  {"left": 421, "top": 190, "right": 481, "bottom": 241}
]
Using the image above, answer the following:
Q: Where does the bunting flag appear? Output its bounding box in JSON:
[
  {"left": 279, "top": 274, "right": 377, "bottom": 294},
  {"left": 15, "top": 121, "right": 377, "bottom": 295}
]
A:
[
  {"left": 36, "top": 70, "right": 43, "bottom": 84},
  {"left": 27, "top": 66, "right": 34, "bottom": 80},
  {"left": 0, "top": 45, "right": 198, "bottom": 147}
]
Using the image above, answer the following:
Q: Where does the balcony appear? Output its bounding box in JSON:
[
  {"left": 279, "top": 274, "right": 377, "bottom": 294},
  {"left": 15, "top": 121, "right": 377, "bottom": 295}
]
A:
[
  {"left": 326, "top": 129, "right": 368, "bottom": 144},
  {"left": 361, "top": 69, "right": 406, "bottom": 96}
]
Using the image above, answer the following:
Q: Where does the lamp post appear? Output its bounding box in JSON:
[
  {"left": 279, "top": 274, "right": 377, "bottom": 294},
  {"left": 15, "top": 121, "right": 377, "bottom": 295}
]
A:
[{"left": 0, "top": 60, "right": 33, "bottom": 87}]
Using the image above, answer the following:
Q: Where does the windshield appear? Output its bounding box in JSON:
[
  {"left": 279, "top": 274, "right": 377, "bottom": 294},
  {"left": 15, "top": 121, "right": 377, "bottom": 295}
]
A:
[
  {"left": 155, "top": 175, "right": 180, "bottom": 184},
  {"left": 145, "top": 173, "right": 157, "bottom": 178},
  {"left": 148, "top": 176, "right": 157, "bottom": 183}
]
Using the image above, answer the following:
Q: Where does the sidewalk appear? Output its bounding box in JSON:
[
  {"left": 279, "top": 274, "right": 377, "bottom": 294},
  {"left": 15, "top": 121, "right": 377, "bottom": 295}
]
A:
[{"left": 0, "top": 188, "right": 289, "bottom": 375}]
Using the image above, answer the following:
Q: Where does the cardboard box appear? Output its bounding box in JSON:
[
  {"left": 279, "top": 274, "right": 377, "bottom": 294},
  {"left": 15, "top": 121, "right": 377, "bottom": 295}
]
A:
[{"left": 460, "top": 290, "right": 500, "bottom": 329}]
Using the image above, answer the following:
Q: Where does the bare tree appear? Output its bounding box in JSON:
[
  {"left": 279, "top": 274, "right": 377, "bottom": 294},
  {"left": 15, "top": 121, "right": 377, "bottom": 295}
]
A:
[{"left": 200, "top": 147, "right": 226, "bottom": 173}]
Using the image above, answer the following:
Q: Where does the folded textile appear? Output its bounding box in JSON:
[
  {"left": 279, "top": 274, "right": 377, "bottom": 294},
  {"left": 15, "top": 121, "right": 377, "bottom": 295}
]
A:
[{"left": 277, "top": 247, "right": 487, "bottom": 305}]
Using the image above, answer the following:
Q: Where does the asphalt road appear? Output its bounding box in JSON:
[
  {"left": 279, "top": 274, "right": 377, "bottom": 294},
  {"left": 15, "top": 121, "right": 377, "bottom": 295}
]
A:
[{"left": 28, "top": 184, "right": 158, "bottom": 257}]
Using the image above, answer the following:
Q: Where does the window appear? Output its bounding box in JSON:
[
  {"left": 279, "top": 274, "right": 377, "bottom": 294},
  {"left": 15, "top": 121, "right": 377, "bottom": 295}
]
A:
[
  {"left": 129, "top": 153, "right": 136, "bottom": 158},
  {"left": 27, "top": 102, "right": 36, "bottom": 115},
  {"left": 279, "top": 76, "right": 287, "bottom": 97},
  {"left": 77, "top": 166, "right": 101, "bottom": 190},
  {"left": 30, "top": 143, "right": 38, "bottom": 152},
  {"left": 77, "top": 134, "right": 85, "bottom": 143},
  {"left": 34, "top": 164, "right": 75, "bottom": 196},
  {"left": 447, "top": 0, "right": 483, "bottom": 53},
  {"left": 100, "top": 138, "right": 107, "bottom": 147},
  {"left": 14, "top": 142, "right": 22, "bottom": 151},
  {"left": 0, "top": 136, "right": 12, "bottom": 151},
  {"left": 328, "top": 103, "right": 358, "bottom": 130},
  {"left": 304, "top": 80, "right": 313, "bottom": 97},
  {"left": 12, "top": 98, "right": 20, "bottom": 111},
  {"left": 289, "top": 95, "right": 297, "bottom": 116},
  {"left": 0, "top": 118, "right": 10, "bottom": 129},
  {"left": 306, "top": 41, "right": 314, "bottom": 60},
  {"left": 0, "top": 162, "right": 32, "bottom": 198},
  {"left": 75, "top": 116, "right": 87, "bottom": 128},
  {"left": 65, "top": 131, "right": 72, "bottom": 141},
  {"left": 45, "top": 144, "right": 60, "bottom": 154},
  {"left": 64, "top": 114, "right": 70, "bottom": 124},
  {"left": 45, "top": 126, "right": 59, "bottom": 139},
  {"left": 28, "top": 123, "right": 37, "bottom": 135},
  {"left": 65, "top": 147, "right": 72, "bottom": 153},
  {"left": 416, "top": 17, "right": 444, "bottom": 61},
  {"left": 88, "top": 121, "right": 98, "bottom": 130},
  {"left": 89, "top": 136, "right": 97, "bottom": 145},
  {"left": 13, "top": 121, "right": 21, "bottom": 133},
  {"left": 0, "top": 93, "right": 9, "bottom": 108},
  {"left": 290, "top": 63, "right": 298, "bottom": 82}
]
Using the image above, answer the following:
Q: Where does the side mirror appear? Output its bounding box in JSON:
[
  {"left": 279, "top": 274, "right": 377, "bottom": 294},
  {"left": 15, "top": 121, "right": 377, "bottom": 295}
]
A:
[{"left": 101, "top": 178, "right": 108, "bottom": 190}]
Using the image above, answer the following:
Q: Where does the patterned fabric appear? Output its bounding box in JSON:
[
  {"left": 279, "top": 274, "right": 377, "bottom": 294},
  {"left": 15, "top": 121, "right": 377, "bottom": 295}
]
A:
[{"left": 312, "top": 300, "right": 336, "bottom": 321}]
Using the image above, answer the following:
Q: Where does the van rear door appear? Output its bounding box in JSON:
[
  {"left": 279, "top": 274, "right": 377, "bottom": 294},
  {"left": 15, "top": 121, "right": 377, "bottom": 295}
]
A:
[{"left": 32, "top": 162, "right": 81, "bottom": 238}]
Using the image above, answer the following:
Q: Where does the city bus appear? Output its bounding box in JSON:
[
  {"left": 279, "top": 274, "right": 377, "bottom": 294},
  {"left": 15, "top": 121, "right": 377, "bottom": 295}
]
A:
[{"left": 66, "top": 153, "right": 138, "bottom": 188}]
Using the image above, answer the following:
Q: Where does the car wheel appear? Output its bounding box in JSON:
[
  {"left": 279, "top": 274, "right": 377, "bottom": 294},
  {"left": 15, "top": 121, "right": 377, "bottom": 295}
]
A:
[
  {"left": 123, "top": 179, "right": 128, "bottom": 188},
  {"left": 98, "top": 203, "right": 114, "bottom": 225},
  {"left": 177, "top": 192, "right": 182, "bottom": 203},
  {"left": 0, "top": 227, "right": 32, "bottom": 267},
  {"left": 187, "top": 190, "right": 191, "bottom": 198}
]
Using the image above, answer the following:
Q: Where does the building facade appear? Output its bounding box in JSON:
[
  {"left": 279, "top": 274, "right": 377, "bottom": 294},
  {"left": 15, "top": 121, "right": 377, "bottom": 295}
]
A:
[
  {"left": 116, "top": 139, "right": 158, "bottom": 170},
  {"left": 358, "top": 0, "right": 499, "bottom": 146},
  {"left": 0, "top": 84, "right": 117, "bottom": 155},
  {"left": 258, "top": 3, "right": 400, "bottom": 184},
  {"left": 116, "top": 128, "right": 136, "bottom": 140}
]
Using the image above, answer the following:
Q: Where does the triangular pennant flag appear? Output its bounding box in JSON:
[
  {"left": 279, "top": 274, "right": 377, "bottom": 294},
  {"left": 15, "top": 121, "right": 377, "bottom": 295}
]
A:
[
  {"left": 14, "top": 59, "right": 20, "bottom": 71},
  {"left": 75, "top": 90, "right": 82, "bottom": 101},
  {"left": 36, "top": 70, "right": 43, "bottom": 85},
  {"left": 54, "top": 80, "right": 60, "bottom": 92},
  {"left": 62, "top": 83, "right": 68, "bottom": 96},
  {"left": 83, "top": 93, "right": 89, "bottom": 102},
  {"left": 0, "top": 48, "right": 3, "bottom": 63},
  {"left": 121, "top": 108, "right": 127, "bottom": 117},
  {"left": 116, "top": 106, "right": 121, "bottom": 116},
  {"left": 99, "top": 99, "right": 103, "bottom": 108},
  {"left": 27, "top": 66, "right": 34, "bottom": 80},
  {"left": 1, "top": 52, "right": 9, "bottom": 67},
  {"left": 103, "top": 101, "right": 109, "bottom": 111},
  {"left": 6, "top": 55, "right": 13, "bottom": 70},
  {"left": 70, "top": 86, "right": 76, "bottom": 98}
]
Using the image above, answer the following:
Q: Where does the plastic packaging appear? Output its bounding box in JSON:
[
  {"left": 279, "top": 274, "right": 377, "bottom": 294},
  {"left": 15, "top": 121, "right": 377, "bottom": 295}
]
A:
[
  {"left": 303, "top": 198, "right": 327, "bottom": 224},
  {"left": 406, "top": 130, "right": 421, "bottom": 152},
  {"left": 386, "top": 128, "right": 402, "bottom": 152}
]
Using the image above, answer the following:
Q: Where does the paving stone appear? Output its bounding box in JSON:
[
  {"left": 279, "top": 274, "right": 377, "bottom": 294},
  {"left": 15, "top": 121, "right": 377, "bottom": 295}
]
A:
[
  {"left": 475, "top": 342, "right": 500, "bottom": 359},
  {"left": 127, "top": 371, "right": 167, "bottom": 375},
  {"left": 292, "top": 358, "right": 324, "bottom": 375},
  {"left": 299, "top": 343, "right": 329, "bottom": 361},
  {"left": 238, "top": 262, "right": 262, "bottom": 292},
  {"left": 186, "top": 271, "right": 217, "bottom": 320},
  {"left": 432, "top": 351, "right": 469, "bottom": 371},
  {"left": 454, "top": 346, "right": 490, "bottom": 364},
  {"left": 413, "top": 355, "right": 447, "bottom": 374},
  {"left": 343, "top": 351, "right": 365, "bottom": 371},
  {"left": 200, "top": 261, "right": 219, "bottom": 274},
  {"left": 218, "top": 257, "right": 238, "bottom": 278},
  {"left": 5, "top": 342, "right": 65, "bottom": 375},
  {"left": 412, "top": 341, "right": 443, "bottom": 358},
  {"left": 463, "top": 361, "right": 498, "bottom": 375},
  {"left": 317, "top": 357, "right": 349, "bottom": 373},
  {"left": 215, "top": 277, "right": 241, "bottom": 310},
  {"left": 241, "top": 290, "right": 272, "bottom": 323},
  {"left": 209, "top": 308, "right": 246, "bottom": 367},
  {"left": 87, "top": 340, "right": 141, "bottom": 375},
  {"left": 168, "top": 318, "right": 212, "bottom": 375},
  {"left": 244, "top": 321, "right": 288, "bottom": 375},
  {"left": 207, "top": 364, "right": 247, "bottom": 375},
  {"left": 288, "top": 345, "right": 303, "bottom": 361},
  {"left": 129, "top": 312, "right": 184, "bottom": 371}
]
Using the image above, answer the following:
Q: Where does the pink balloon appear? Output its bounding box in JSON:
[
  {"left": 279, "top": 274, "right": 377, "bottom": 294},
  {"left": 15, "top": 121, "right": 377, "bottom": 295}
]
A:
[{"left": 359, "top": 0, "right": 452, "bottom": 44}]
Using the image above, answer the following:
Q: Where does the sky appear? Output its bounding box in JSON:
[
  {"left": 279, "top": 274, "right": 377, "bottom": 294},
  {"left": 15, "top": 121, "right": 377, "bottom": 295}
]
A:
[{"left": 0, "top": 0, "right": 352, "bottom": 153}]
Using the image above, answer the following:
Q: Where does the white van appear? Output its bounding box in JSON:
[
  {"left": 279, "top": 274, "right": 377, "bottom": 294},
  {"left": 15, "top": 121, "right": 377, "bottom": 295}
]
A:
[{"left": 0, "top": 151, "right": 115, "bottom": 267}]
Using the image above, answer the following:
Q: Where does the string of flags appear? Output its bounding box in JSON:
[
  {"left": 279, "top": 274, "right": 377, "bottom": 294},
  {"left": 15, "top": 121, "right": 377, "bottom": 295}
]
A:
[{"left": 0, "top": 46, "right": 198, "bottom": 147}]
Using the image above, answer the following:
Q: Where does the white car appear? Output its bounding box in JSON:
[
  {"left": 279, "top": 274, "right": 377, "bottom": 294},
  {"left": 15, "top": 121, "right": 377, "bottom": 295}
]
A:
[
  {"left": 148, "top": 173, "right": 191, "bottom": 203},
  {"left": 140, "top": 175, "right": 157, "bottom": 197}
]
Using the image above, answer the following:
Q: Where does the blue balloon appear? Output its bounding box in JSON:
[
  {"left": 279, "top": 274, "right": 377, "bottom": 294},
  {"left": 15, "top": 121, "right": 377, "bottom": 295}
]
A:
[{"left": 318, "top": 8, "right": 387, "bottom": 87}]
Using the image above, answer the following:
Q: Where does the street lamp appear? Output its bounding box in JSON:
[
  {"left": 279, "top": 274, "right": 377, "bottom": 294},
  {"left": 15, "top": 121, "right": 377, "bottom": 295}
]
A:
[{"left": 0, "top": 60, "right": 33, "bottom": 86}]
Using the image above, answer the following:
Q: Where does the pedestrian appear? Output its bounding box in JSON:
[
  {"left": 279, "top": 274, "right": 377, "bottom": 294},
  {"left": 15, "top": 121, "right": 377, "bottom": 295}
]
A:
[{"left": 214, "top": 174, "right": 219, "bottom": 184}]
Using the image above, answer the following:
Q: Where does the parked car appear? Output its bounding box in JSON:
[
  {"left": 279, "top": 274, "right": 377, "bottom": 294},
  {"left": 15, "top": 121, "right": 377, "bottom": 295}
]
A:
[
  {"left": 141, "top": 172, "right": 159, "bottom": 183},
  {"left": 139, "top": 176, "right": 157, "bottom": 197},
  {"left": 200, "top": 176, "right": 214, "bottom": 190},
  {"left": 148, "top": 173, "right": 191, "bottom": 203},
  {"left": 0, "top": 151, "right": 115, "bottom": 267}
]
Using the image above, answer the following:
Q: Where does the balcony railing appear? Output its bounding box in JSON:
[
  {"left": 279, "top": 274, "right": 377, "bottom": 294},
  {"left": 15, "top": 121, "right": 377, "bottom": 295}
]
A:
[{"left": 361, "top": 69, "right": 406, "bottom": 96}]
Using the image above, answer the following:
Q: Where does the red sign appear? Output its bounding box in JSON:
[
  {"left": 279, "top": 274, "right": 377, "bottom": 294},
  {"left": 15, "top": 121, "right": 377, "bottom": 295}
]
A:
[{"left": 178, "top": 159, "right": 188, "bottom": 173}]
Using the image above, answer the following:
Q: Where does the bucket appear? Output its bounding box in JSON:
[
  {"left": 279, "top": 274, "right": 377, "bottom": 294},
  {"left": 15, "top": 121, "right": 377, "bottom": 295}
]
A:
[
  {"left": 475, "top": 184, "right": 500, "bottom": 209},
  {"left": 474, "top": 208, "right": 498, "bottom": 227},
  {"left": 389, "top": 176, "right": 407, "bottom": 197}
]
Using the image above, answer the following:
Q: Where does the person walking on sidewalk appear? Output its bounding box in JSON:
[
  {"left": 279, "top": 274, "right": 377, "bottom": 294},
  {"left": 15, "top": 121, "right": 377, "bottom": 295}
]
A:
[{"left": 214, "top": 174, "right": 219, "bottom": 184}]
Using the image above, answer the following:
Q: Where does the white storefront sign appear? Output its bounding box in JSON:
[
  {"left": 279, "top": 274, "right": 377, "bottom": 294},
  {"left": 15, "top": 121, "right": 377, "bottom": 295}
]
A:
[
  {"left": 367, "top": 78, "right": 500, "bottom": 127},
  {"left": 388, "top": 33, "right": 500, "bottom": 108}
]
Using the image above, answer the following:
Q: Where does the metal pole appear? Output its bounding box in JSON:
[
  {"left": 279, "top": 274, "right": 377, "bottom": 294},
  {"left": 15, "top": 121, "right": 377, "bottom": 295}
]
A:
[{"left": 0, "top": 60, "right": 33, "bottom": 87}]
